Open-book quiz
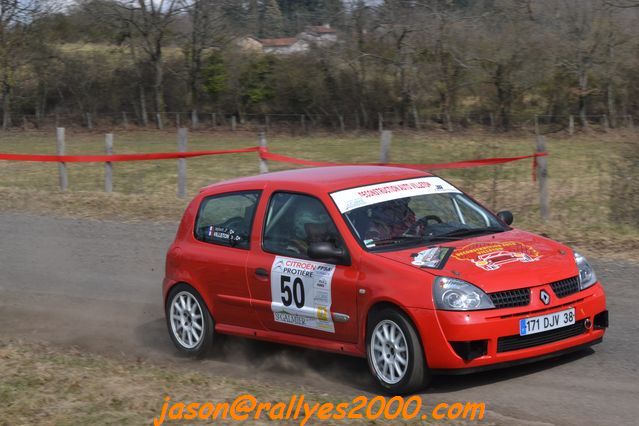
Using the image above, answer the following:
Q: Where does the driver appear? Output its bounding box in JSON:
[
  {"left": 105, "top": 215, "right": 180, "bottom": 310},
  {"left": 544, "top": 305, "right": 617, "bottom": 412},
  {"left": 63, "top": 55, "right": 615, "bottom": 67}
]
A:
[{"left": 364, "top": 198, "right": 416, "bottom": 241}]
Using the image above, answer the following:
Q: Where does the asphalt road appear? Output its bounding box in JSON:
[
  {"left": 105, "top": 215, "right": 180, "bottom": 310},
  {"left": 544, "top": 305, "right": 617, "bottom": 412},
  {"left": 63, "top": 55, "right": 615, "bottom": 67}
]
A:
[{"left": 0, "top": 212, "right": 637, "bottom": 425}]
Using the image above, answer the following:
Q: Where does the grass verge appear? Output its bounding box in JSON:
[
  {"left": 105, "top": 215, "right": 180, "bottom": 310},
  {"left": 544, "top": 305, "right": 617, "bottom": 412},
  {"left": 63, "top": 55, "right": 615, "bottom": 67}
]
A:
[
  {"left": 0, "top": 128, "right": 637, "bottom": 258},
  {"left": 0, "top": 340, "right": 470, "bottom": 425}
]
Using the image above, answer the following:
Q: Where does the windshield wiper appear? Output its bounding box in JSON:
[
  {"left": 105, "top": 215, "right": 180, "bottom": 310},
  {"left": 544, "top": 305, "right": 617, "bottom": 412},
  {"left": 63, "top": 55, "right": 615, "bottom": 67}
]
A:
[
  {"left": 425, "top": 227, "right": 505, "bottom": 242},
  {"left": 368, "top": 236, "right": 425, "bottom": 248}
]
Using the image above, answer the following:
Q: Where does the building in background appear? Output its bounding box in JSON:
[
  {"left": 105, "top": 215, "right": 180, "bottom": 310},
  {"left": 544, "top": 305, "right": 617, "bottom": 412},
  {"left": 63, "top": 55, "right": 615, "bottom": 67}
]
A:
[{"left": 235, "top": 24, "right": 338, "bottom": 55}]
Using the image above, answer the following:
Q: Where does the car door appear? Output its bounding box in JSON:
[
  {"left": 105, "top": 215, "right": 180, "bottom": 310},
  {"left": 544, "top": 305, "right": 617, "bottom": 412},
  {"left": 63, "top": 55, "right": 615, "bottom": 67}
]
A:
[
  {"left": 184, "top": 190, "right": 262, "bottom": 330},
  {"left": 246, "top": 191, "right": 360, "bottom": 343}
]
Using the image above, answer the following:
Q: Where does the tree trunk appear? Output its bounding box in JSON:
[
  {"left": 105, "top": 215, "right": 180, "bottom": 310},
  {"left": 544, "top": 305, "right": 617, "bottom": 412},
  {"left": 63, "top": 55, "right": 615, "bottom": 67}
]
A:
[
  {"left": 607, "top": 80, "right": 616, "bottom": 129},
  {"left": 139, "top": 85, "right": 148, "bottom": 127},
  {"left": 578, "top": 70, "right": 588, "bottom": 129},
  {"left": 606, "top": 43, "right": 616, "bottom": 129},
  {"left": 2, "top": 81, "right": 11, "bottom": 131},
  {"left": 153, "top": 55, "right": 165, "bottom": 114}
]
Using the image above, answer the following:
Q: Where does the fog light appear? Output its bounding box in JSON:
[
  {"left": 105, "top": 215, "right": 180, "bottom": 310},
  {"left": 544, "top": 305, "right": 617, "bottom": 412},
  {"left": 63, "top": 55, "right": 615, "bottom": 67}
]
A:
[
  {"left": 450, "top": 340, "right": 488, "bottom": 361},
  {"left": 594, "top": 310, "right": 609, "bottom": 329}
]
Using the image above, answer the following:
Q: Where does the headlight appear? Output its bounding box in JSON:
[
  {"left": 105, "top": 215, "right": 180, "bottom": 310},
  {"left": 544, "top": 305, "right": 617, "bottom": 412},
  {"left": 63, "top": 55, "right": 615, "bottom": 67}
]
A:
[
  {"left": 433, "top": 277, "right": 495, "bottom": 311},
  {"left": 574, "top": 252, "right": 597, "bottom": 290}
]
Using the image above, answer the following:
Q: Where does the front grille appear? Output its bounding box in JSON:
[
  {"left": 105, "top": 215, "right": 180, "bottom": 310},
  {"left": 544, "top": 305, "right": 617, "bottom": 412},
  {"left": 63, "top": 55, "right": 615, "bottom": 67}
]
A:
[
  {"left": 497, "top": 320, "right": 587, "bottom": 352},
  {"left": 551, "top": 276, "right": 580, "bottom": 298},
  {"left": 489, "top": 288, "right": 531, "bottom": 309}
]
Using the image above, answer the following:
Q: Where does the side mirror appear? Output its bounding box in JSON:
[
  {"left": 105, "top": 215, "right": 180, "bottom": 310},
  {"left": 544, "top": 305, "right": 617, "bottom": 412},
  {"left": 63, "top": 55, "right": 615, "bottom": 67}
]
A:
[
  {"left": 497, "top": 210, "right": 514, "bottom": 225},
  {"left": 308, "top": 242, "right": 350, "bottom": 265}
]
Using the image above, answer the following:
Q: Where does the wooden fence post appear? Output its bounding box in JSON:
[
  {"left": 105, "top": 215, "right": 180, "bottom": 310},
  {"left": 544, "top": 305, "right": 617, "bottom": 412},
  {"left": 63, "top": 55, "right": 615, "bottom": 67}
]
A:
[
  {"left": 122, "top": 112, "right": 128, "bottom": 130},
  {"left": 258, "top": 132, "right": 269, "bottom": 174},
  {"left": 380, "top": 130, "right": 392, "bottom": 163},
  {"left": 536, "top": 134, "right": 550, "bottom": 222},
  {"left": 105, "top": 133, "right": 113, "bottom": 193},
  {"left": 339, "top": 115, "right": 345, "bottom": 132},
  {"left": 86, "top": 112, "right": 93, "bottom": 130},
  {"left": 568, "top": 115, "right": 574, "bottom": 135},
  {"left": 156, "top": 113, "right": 163, "bottom": 130},
  {"left": 191, "top": 110, "right": 198, "bottom": 130},
  {"left": 413, "top": 106, "right": 421, "bottom": 131},
  {"left": 56, "top": 127, "right": 68, "bottom": 192},
  {"left": 230, "top": 115, "right": 236, "bottom": 131},
  {"left": 177, "top": 128, "right": 187, "bottom": 198}
]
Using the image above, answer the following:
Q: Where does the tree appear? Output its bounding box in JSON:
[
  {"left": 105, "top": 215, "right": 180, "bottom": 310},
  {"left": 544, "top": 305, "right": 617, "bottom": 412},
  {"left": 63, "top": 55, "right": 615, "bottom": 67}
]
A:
[
  {"left": 239, "top": 56, "right": 276, "bottom": 113},
  {"left": 0, "top": 0, "right": 50, "bottom": 129},
  {"left": 93, "top": 0, "right": 187, "bottom": 122},
  {"left": 202, "top": 51, "right": 228, "bottom": 103},
  {"left": 261, "top": 0, "right": 284, "bottom": 37},
  {"left": 180, "top": 0, "right": 230, "bottom": 113},
  {"left": 471, "top": 1, "right": 548, "bottom": 130},
  {"left": 547, "top": 0, "right": 609, "bottom": 129}
]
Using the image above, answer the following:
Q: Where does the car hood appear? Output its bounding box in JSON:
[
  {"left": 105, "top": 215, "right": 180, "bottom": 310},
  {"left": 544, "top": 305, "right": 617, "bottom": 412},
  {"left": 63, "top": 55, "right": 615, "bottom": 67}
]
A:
[{"left": 373, "top": 229, "right": 578, "bottom": 292}]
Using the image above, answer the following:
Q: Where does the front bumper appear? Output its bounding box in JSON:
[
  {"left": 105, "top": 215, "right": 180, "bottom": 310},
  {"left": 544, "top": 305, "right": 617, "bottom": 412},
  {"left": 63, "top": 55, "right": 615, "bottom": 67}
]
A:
[{"left": 409, "top": 282, "right": 607, "bottom": 370}]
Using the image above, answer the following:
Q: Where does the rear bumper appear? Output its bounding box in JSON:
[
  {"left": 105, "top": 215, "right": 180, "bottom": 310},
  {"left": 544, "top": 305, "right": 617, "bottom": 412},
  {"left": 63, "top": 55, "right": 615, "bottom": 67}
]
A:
[{"left": 409, "top": 282, "right": 607, "bottom": 370}]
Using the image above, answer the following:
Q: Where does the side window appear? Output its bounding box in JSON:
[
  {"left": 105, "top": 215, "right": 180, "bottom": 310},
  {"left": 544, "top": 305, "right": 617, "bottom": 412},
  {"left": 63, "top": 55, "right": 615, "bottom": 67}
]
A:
[
  {"left": 263, "top": 192, "right": 345, "bottom": 258},
  {"left": 194, "top": 191, "right": 261, "bottom": 249}
]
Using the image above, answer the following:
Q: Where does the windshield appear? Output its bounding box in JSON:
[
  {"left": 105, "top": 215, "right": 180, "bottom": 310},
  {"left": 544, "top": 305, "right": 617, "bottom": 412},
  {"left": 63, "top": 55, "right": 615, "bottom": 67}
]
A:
[{"left": 330, "top": 176, "right": 506, "bottom": 251}]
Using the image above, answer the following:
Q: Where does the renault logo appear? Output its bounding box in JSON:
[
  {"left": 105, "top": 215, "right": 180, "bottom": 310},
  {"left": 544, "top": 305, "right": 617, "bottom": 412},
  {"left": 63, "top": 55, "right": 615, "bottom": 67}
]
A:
[{"left": 540, "top": 289, "right": 551, "bottom": 305}]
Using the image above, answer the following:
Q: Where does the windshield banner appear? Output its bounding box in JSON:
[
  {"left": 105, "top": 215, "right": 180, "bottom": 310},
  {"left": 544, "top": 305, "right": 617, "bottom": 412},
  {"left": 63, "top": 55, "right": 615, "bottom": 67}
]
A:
[{"left": 330, "top": 177, "right": 461, "bottom": 213}]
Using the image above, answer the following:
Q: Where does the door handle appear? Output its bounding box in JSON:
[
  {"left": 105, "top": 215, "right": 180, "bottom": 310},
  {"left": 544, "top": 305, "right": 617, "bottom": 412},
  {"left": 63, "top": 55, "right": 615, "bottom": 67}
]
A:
[{"left": 255, "top": 268, "right": 269, "bottom": 278}]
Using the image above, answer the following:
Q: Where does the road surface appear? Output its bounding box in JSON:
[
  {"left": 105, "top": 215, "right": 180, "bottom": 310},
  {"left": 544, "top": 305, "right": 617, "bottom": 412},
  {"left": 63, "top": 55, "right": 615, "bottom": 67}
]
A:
[{"left": 0, "top": 213, "right": 637, "bottom": 425}]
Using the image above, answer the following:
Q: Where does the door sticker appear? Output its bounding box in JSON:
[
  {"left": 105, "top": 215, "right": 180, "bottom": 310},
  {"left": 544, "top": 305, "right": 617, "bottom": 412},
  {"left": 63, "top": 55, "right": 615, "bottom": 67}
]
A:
[{"left": 270, "top": 256, "right": 336, "bottom": 333}]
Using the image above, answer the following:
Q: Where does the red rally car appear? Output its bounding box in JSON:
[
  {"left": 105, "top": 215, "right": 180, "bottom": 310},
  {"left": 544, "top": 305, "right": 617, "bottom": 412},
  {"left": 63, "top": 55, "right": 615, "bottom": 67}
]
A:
[{"left": 163, "top": 166, "right": 608, "bottom": 394}]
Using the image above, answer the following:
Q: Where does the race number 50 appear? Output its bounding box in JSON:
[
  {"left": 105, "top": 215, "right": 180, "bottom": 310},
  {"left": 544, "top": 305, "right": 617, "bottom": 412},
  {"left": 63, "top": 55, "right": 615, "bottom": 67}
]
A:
[{"left": 280, "top": 275, "right": 305, "bottom": 309}]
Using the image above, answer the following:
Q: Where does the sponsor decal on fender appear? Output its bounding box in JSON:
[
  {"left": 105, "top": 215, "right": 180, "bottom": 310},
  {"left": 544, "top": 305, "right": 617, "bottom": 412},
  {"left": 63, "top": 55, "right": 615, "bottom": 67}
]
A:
[
  {"left": 452, "top": 241, "right": 541, "bottom": 271},
  {"left": 411, "top": 246, "right": 453, "bottom": 269}
]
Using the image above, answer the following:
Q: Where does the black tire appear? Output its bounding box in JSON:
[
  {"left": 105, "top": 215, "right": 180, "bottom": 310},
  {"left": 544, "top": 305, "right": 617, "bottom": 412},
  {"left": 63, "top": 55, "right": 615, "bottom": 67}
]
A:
[
  {"left": 366, "top": 307, "right": 431, "bottom": 395},
  {"left": 165, "top": 283, "right": 215, "bottom": 358}
]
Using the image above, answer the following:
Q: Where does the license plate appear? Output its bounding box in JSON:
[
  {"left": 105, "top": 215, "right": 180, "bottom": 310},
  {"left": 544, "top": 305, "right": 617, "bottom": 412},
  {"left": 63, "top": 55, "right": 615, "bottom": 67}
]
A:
[{"left": 519, "top": 308, "right": 575, "bottom": 336}]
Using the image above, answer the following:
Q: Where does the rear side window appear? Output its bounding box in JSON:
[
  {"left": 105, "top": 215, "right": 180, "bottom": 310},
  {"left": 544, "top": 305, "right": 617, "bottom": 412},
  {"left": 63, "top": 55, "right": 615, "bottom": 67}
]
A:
[{"left": 194, "top": 191, "right": 261, "bottom": 249}]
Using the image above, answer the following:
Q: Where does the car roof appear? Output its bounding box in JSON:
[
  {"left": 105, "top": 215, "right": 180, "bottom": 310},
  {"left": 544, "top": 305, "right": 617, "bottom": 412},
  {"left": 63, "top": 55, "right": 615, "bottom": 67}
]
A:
[{"left": 201, "top": 166, "right": 432, "bottom": 195}]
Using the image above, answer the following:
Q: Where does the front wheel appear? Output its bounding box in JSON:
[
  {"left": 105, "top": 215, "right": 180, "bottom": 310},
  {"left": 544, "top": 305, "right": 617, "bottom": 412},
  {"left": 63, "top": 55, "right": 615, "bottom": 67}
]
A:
[
  {"left": 366, "top": 308, "right": 430, "bottom": 394},
  {"left": 166, "top": 283, "right": 215, "bottom": 357}
]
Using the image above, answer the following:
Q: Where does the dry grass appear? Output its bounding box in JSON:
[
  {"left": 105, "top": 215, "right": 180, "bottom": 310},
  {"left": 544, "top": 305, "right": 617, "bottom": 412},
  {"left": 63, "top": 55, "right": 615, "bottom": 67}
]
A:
[
  {"left": 0, "top": 128, "right": 637, "bottom": 258},
  {"left": 0, "top": 340, "right": 466, "bottom": 426}
]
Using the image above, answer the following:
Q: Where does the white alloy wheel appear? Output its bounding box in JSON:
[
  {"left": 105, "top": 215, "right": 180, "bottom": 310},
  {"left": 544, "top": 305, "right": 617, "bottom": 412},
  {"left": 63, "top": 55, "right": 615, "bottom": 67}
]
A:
[
  {"left": 169, "top": 291, "right": 204, "bottom": 349},
  {"left": 370, "top": 319, "right": 409, "bottom": 385}
]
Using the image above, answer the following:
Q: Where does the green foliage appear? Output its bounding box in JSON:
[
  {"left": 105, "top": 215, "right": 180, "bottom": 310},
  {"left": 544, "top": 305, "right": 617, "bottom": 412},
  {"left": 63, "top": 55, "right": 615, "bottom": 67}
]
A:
[
  {"left": 239, "top": 56, "right": 277, "bottom": 108},
  {"left": 202, "top": 52, "right": 228, "bottom": 102},
  {"left": 261, "top": 0, "right": 285, "bottom": 37}
]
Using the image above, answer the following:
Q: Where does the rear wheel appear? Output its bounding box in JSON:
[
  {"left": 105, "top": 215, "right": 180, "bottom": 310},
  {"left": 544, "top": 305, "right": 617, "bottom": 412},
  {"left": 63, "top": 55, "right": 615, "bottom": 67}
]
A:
[
  {"left": 166, "top": 284, "right": 215, "bottom": 357},
  {"left": 366, "top": 308, "right": 430, "bottom": 394}
]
